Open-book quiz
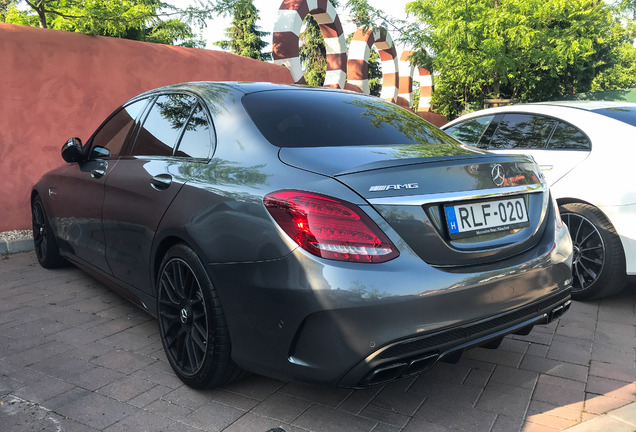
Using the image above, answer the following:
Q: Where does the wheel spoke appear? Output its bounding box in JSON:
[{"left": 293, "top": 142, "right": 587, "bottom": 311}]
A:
[{"left": 158, "top": 256, "right": 209, "bottom": 378}]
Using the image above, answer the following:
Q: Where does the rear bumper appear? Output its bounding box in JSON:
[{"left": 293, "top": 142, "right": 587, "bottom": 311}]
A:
[{"left": 208, "top": 218, "right": 572, "bottom": 387}]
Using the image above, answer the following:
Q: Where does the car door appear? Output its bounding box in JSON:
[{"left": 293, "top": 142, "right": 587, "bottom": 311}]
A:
[
  {"left": 102, "top": 93, "right": 214, "bottom": 295},
  {"left": 47, "top": 99, "right": 147, "bottom": 271},
  {"left": 482, "top": 113, "right": 591, "bottom": 186},
  {"left": 445, "top": 113, "right": 591, "bottom": 186}
]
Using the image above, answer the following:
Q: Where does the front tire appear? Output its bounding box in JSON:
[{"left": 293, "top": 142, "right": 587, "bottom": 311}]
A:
[
  {"left": 31, "top": 195, "right": 65, "bottom": 268},
  {"left": 560, "top": 203, "right": 627, "bottom": 300},
  {"left": 157, "top": 243, "right": 243, "bottom": 389}
]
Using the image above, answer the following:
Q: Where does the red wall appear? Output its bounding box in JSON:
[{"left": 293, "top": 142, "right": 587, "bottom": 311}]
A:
[{"left": 0, "top": 23, "right": 293, "bottom": 231}]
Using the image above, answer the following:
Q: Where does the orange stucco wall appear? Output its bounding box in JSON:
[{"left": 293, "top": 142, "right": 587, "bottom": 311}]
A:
[{"left": 0, "top": 23, "right": 293, "bottom": 231}]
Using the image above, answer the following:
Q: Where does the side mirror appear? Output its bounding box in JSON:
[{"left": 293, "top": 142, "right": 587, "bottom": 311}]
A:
[{"left": 61, "top": 137, "right": 83, "bottom": 163}]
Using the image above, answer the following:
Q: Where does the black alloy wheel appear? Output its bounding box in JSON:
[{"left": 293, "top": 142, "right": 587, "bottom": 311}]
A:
[
  {"left": 560, "top": 203, "right": 627, "bottom": 300},
  {"left": 157, "top": 244, "right": 243, "bottom": 388},
  {"left": 31, "top": 195, "right": 65, "bottom": 268}
]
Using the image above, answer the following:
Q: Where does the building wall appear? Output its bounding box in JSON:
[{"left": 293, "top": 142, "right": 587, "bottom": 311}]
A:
[{"left": 0, "top": 23, "right": 293, "bottom": 231}]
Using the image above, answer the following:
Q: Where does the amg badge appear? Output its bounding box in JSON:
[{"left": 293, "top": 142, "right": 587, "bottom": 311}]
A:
[{"left": 369, "top": 183, "right": 419, "bottom": 192}]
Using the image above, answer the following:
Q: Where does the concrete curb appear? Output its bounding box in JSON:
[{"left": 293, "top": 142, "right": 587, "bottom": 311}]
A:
[
  {"left": 562, "top": 402, "right": 636, "bottom": 431},
  {"left": 0, "top": 238, "right": 35, "bottom": 255}
]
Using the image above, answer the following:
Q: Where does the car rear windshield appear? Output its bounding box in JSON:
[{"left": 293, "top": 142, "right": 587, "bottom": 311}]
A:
[
  {"left": 242, "top": 90, "right": 469, "bottom": 153},
  {"left": 591, "top": 106, "right": 636, "bottom": 127}
]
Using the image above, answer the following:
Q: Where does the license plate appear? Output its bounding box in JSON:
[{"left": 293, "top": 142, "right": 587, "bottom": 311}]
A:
[{"left": 444, "top": 197, "right": 529, "bottom": 239}]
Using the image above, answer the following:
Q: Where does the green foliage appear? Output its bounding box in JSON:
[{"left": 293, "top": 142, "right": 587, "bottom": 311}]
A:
[
  {"left": 405, "top": 0, "right": 633, "bottom": 119},
  {"left": 2, "top": 0, "right": 214, "bottom": 46},
  {"left": 300, "top": 14, "right": 327, "bottom": 87},
  {"left": 298, "top": 0, "right": 340, "bottom": 87},
  {"left": 214, "top": 0, "right": 269, "bottom": 61}
]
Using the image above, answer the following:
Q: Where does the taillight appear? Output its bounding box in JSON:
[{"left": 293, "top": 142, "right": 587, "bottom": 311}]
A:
[
  {"left": 551, "top": 194, "right": 563, "bottom": 228},
  {"left": 264, "top": 190, "right": 399, "bottom": 263}
]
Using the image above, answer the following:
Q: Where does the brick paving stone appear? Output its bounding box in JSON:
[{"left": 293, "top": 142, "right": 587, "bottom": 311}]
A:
[
  {"left": 12, "top": 375, "right": 76, "bottom": 404},
  {"left": 104, "top": 409, "right": 175, "bottom": 432},
  {"left": 338, "top": 384, "right": 385, "bottom": 415},
  {"left": 204, "top": 388, "right": 261, "bottom": 411},
  {"left": 45, "top": 387, "right": 137, "bottom": 430},
  {"left": 93, "top": 348, "right": 157, "bottom": 374},
  {"left": 527, "top": 400, "right": 584, "bottom": 422},
  {"left": 491, "top": 415, "right": 525, "bottom": 432},
  {"left": 499, "top": 337, "right": 531, "bottom": 354},
  {"left": 359, "top": 403, "right": 410, "bottom": 428},
  {"left": 293, "top": 404, "right": 377, "bottom": 432},
  {"left": 98, "top": 376, "right": 158, "bottom": 402},
  {"left": 585, "top": 376, "right": 636, "bottom": 401},
  {"left": 590, "top": 341, "right": 636, "bottom": 368},
  {"left": 491, "top": 364, "right": 539, "bottom": 389},
  {"left": 476, "top": 381, "right": 534, "bottom": 419},
  {"left": 522, "top": 421, "right": 562, "bottom": 431},
  {"left": 464, "top": 345, "right": 525, "bottom": 368},
  {"left": 181, "top": 401, "right": 246, "bottom": 430},
  {"left": 525, "top": 412, "right": 579, "bottom": 430},
  {"left": 162, "top": 386, "right": 215, "bottom": 411},
  {"left": 28, "top": 352, "right": 95, "bottom": 381},
  {"left": 408, "top": 375, "right": 483, "bottom": 407},
  {"left": 583, "top": 393, "right": 633, "bottom": 415},
  {"left": 520, "top": 354, "right": 589, "bottom": 382},
  {"left": 533, "top": 375, "right": 586, "bottom": 409},
  {"left": 132, "top": 361, "right": 184, "bottom": 389},
  {"left": 251, "top": 392, "right": 313, "bottom": 423},
  {"left": 595, "top": 321, "right": 636, "bottom": 348},
  {"left": 65, "top": 365, "right": 126, "bottom": 392},
  {"left": 222, "top": 412, "right": 292, "bottom": 432},
  {"left": 402, "top": 417, "right": 460, "bottom": 432},
  {"left": 145, "top": 398, "right": 194, "bottom": 420},
  {"left": 279, "top": 382, "right": 352, "bottom": 408},
  {"left": 127, "top": 384, "right": 172, "bottom": 409},
  {"left": 589, "top": 360, "right": 636, "bottom": 383},
  {"left": 219, "top": 375, "right": 286, "bottom": 401},
  {"left": 414, "top": 398, "right": 498, "bottom": 431},
  {"left": 463, "top": 367, "right": 492, "bottom": 388},
  {"left": 367, "top": 379, "right": 426, "bottom": 417}
]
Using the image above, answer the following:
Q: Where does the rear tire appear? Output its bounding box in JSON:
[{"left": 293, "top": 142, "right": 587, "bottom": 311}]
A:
[
  {"left": 560, "top": 203, "right": 627, "bottom": 300},
  {"left": 157, "top": 243, "right": 243, "bottom": 389},
  {"left": 31, "top": 195, "right": 66, "bottom": 268}
]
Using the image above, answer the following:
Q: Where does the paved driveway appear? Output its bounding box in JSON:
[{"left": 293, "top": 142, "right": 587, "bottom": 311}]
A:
[{"left": 1, "top": 251, "right": 635, "bottom": 432}]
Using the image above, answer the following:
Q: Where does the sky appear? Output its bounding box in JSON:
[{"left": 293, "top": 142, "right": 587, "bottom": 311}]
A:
[{"left": 177, "top": 0, "right": 414, "bottom": 51}]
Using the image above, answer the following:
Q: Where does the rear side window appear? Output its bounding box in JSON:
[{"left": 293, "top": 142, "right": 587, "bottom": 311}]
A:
[
  {"left": 175, "top": 102, "right": 214, "bottom": 159},
  {"left": 89, "top": 100, "right": 146, "bottom": 159},
  {"left": 134, "top": 94, "right": 198, "bottom": 156},
  {"left": 547, "top": 121, "right": 591, "bottom": 150},
  {"left": 487, "top": 113, "right": 557, "bottom": 149},
  {"left": 242, "top": 90, "right": 471, "bottom": 154},
  {"left": 444, "top": 116, "right": 494, "bottom": 146}
]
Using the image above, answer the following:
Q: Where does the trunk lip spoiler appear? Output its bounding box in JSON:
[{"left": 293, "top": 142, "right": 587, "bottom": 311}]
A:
[{"left": 367, "top": 183, "right": 547, "bottom": 206}]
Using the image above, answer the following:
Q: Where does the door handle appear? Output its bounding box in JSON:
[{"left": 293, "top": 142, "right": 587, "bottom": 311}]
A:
[
  {"left": 91, "top": 167, "right": 106, "bottom": 178},
  {"left": 151, "top": 173, "right": 173, "bottom": 190},
  {"left": 539, "top": 165, "right": 553, "bottom": 171}
]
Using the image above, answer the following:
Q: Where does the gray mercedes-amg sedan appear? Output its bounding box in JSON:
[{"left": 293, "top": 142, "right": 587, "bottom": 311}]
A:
[{"left": 31, "top": 82, "right": 573, "bottom": 389}]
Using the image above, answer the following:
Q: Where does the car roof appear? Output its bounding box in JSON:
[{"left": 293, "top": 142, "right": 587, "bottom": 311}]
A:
[{"left": 532, "top": 100, "right": 636, "bottom": 111}]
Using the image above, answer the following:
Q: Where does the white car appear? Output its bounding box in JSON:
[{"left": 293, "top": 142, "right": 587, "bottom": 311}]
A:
[{"left": 443, "top": 101, "right": 636, "bottom": 300}]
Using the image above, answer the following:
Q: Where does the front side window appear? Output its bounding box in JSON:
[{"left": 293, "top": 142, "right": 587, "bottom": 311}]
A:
[
  {"left": 488, "top": 113, "right": 557, "bottom": 150},
  {"left": 444, "top": 116, "right": 494, "bottom": 146},
  {"left": 133, "top": 94, "right": 197, "bottom": 157},
  {"left": 89, "top": 99, "right": 146, "bottom": 159}
]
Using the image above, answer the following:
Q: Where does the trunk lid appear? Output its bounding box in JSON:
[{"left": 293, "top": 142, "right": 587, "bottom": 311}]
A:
[{"left": 279, "top": 146, "right": 549, "bottom": 267}]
